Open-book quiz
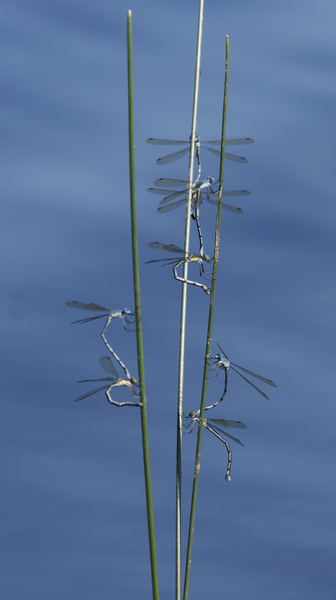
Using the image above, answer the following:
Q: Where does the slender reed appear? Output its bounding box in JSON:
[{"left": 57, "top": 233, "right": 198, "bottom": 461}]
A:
[
  {"left": 127, "top": 11, "right": 160, "bottom": 600},
  {"left": 182, "top": 36, "right": 230, "bottom": 600},
  {"left": 176, "top": 2, "right": 205, "bottom": 599}
]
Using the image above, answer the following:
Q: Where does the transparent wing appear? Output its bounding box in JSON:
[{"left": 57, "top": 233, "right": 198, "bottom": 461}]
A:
[
  {"left": 147, "top": 188, "right": 182, "bottom": 195},
  {"left": 209, "top": 418, "right": 247, "bottom": 429},
  {"left": 230, "top": 367, "right": 271, "bottom": 400},
  {"left": 220, "top": 204, "right": 244, "bottom": 215},
  {"left": 99, "top": 356, "right": 119, "bottom": 378},
  {"left": 66, "top": 301, "right": 111, "bottom": 312},
  {"left": 157, "top": 193, "right": 204, "bottom": 212},
  {"left": 74, "top": 385, "right": 108, "bottom": 402},
  {"left": 161, "top": 259, "right": 184, "bottom": 267},
  {"left": 217, "top": 343, "right": 276, "bottom": 386},
  {"left": 207, "top": 424, "right": 244, "bottom": 446},
  {"left": 217, "top": 345, "right": 230, "bottom": 361},
  {"left": 148, "top": 242, "right": 185, "bottom": 254},
  {"left": 70, "top": 314, "right": 108, "bottom": 325},
  {"left": 205, "top": 197, "right": 244, "bottom": 214},
  {"left": 230, "top": 363, "right": 277, "bottom": 387},
  {"left": 144, "top": 258, "right": 181, "bottom": 265},
  {"left": 203, "top": 147, "right": 248, "bottom": 163},
  {"left": 146, "top": 138, "right": 189, "bottom": 146},
  {"left": 158, "top": 199, "right": 186, "bottom": 213},
  {"left": 221, "top": 190, "right": 251, "bottom": 196},
  {"left": 147, "top": 137, "right": 254, "bottom": 146},
  {"left": 193, "top": 193, "right": 203, "bottom": 209},
  {"left": 154, "top": 178, "right": 189, "bottom": 187},
  {"left": 156, "top": 148, "right": 189, "bottom": 165},
  {"left": 203, "top": 138, "right": 254, "bottom": 146},
  {"left": 78, "top": 377, "right": 114, "bottom": 383},
  {"left": 159, "top": 190, "right": 186, "bottom": 205}
]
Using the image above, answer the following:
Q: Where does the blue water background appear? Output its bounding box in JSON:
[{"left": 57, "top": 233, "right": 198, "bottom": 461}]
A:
[{"left": 1, "top": 1, "right": 336, "bottom": 599}]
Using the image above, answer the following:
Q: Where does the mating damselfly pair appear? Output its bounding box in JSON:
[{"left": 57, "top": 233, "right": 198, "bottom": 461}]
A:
[
  {"left": 185, "top": 346, "right": 276, "bottom": 481},
  {"left": 145, "top": 242, "right": 213, "bottom": 295},
  {"left": 66, "top": 301, "right": 141, "bottom": 407}
]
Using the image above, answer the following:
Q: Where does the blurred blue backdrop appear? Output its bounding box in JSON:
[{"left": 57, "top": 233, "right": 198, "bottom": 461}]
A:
[{"left": 1, "top": 1, "right": 336, "bottom": 599}]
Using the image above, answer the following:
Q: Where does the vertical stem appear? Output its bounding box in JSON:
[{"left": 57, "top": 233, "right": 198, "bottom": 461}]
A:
[
  {"left": 182, "top": 36, "right": 229, "bottom": 600},
  {"left": 127, "top": 11, "right": 160, "bottom": 600},
  {"left": 176, "top": 2, "right": 204, "bottom": 600}
]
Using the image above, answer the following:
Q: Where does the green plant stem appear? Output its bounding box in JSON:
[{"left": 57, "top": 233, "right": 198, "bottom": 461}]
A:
[
  {"left": 182, "top": 36, "right": 229, "bottom": 600},
  {"left": 176, "top": 2, "right": 204, "bottom": 600},
  {"left": 127, "top": 11, "right": 160, "bottom": 600}
]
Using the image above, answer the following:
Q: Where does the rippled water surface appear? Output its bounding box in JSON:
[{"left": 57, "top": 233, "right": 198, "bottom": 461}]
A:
[{"left": 1, "top": 1, "right": 336, "bottom": 599}]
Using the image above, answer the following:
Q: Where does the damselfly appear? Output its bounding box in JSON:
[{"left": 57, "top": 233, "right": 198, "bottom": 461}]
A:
[
  {"left": 145, "top": 242, "right": 213, "bottom": 295},
  {"left": 66, "top": 301, "right": 135, "bottom": 377},
  {"left": 75, "top": 356, "right": 141, "bottom": 407},
  {"left": 149, "top": 177, "right": 248, "bottom": 215},
  {"left": 66, "top": 302, "right": 134, "bottom": 330},
  {"left": 146, "top": 136, "right": 254, "bottom": 165},
  {"left": 155, "top": 177, "right": 218, "bottom": 204},
  {"left": 184, "top": 412, "right": 247, "bottom": 481},
  {"left": 211, "top": 343, "right": 277, "bottom": 401}
]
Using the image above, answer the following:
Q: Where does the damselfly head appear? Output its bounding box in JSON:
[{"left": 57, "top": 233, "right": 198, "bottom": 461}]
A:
[
  {"left": 130, "top": 377, "right": 138, "bottom": 385},
  {"left": 214, "top": 353, "right": 230, "bottom": 369},
  {"left": 122, "top": 308, "right": 133, "bottom": 315},
  {"left": 215, "top": 352, "right": 227, "bottom": 361}
]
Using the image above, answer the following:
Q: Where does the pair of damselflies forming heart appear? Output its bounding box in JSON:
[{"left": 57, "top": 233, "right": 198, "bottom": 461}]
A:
[
  {"left": 66, "top": 301, "right": 135, "bottom": 378},
  {"left": 75, "top": 356, "right": 142, "bottom": 407},
  {"left": 146, "top": 135, "right": 254, "bottom": 166},
  {"left": 145, "top": 242, "right": 213, "bottom": 295},
  {"left": 204, "top": 343, "right": 277, "bottom": 411},
  {"left": 184, "top": 412, "right": 247, "bottom": 482}
]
